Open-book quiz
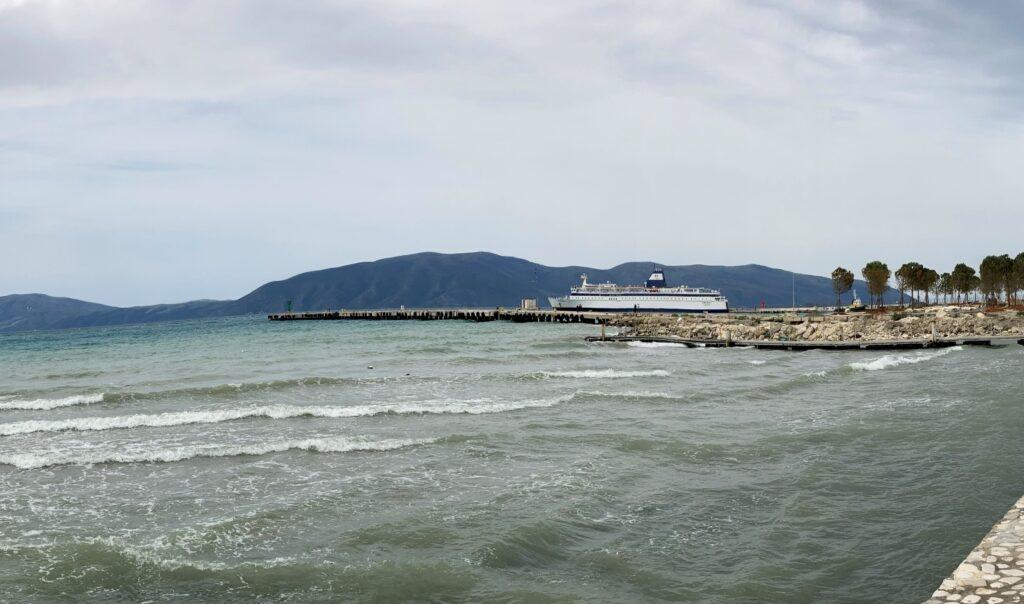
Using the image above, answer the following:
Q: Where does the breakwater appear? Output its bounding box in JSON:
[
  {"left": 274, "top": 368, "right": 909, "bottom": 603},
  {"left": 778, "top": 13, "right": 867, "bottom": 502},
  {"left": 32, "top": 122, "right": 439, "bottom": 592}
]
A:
[
  {"left": 586, "top": 334, "right": 1023, "bottom": 350},
  {"left": 614, "top": 306, "right": 1024, "bottom": 343},
  {"left": 269, "top": 307, "right": 1024, "bottom": 350},
  {"left": 269, "top": 308, "right": 614, "bottom": 323},
  {"left": 926, "top": 496, "right": 1024, "bottom": 604}
]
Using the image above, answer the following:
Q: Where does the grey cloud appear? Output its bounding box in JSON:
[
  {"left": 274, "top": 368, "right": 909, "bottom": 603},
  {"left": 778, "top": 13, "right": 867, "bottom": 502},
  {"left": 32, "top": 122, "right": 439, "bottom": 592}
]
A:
[
  {"left": 233, "top": 1, "right": 495, "bottom": 72},
  {"left": 90, "top": 160, "right": 198, "bottom": 173},
  {"left": 0, "top": 4, "right": 101, "bottom": 87},
  {"left": 2, "top": 1, "right": 1024, "bottom": 305}
]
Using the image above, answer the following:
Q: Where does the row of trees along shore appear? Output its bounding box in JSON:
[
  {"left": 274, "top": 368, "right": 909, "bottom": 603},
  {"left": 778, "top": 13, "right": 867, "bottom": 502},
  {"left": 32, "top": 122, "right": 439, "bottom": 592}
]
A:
[{"left": 829, "top": 253, "right": 1024, "bottom": 308}]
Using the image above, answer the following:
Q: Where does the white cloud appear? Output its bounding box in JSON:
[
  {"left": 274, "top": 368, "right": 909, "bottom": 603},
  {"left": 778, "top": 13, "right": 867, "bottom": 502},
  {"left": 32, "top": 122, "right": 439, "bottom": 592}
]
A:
[{"left": 2, "top": 0, "right": 1023, "bottom": 305}]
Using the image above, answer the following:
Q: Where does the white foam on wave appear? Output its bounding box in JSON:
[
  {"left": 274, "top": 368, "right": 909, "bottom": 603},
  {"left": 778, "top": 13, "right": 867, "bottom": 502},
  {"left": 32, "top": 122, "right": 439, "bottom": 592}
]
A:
[
  {"left": 626, "top": 341, "right": 689, "bottom": 349},
  {"left": 748, "top": 360, "right": 767, "bottom": 366},
  {"left": 541, "top": 369, "right": 671, "bottom": 379},
  {"left": 849, "top": 346, "right": 962, "bottom": 372},
  {"left": 578, "top": 389, "right": 676, "bottom": 400},
  {"left": 0, "top": 396, "right": 572, "bottom": 436},
  {"left": 0, "top": 436, "right": 435, "bottom": 469},
  {"left": 0, "top": 393, "right": 104, "bottom": 411}
]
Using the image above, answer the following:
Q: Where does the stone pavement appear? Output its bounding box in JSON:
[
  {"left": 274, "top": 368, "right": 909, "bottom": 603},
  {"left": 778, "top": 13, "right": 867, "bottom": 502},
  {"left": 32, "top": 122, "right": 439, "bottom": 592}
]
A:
[{"left": 926, "top": 496, "right": 1024, "bottom": 604}]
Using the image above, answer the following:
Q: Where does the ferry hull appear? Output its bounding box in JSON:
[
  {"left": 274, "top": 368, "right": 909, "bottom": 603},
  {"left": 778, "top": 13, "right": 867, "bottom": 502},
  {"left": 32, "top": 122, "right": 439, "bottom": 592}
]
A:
[{"left": 548, "top": 296, "right": 728, "bottom": 313}]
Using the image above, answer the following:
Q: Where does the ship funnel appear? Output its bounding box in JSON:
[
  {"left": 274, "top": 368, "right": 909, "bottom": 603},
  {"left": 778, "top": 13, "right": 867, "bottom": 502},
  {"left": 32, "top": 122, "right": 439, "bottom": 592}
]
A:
[{"left": 646, "top": 268, "right": 667, "bottom": 288}]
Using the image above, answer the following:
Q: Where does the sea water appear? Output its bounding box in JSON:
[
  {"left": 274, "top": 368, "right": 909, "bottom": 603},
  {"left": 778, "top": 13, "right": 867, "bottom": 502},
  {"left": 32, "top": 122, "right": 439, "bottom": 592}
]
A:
[{"left": 0, "top": 316, "right": 1022, "bottom": 602}]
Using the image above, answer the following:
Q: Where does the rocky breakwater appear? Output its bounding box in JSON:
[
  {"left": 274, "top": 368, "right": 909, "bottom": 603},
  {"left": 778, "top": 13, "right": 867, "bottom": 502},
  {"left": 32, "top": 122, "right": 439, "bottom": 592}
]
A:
[
  {"left": 611, "top": 307, "right": 1024, "bottom": 343},
  {"left": 926, "top": 496, "right": 1024, "bottom": 604}
]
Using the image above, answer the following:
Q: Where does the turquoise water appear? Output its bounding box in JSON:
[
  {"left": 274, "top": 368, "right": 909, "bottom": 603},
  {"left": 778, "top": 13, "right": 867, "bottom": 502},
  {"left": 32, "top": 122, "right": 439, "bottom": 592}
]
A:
[{"left": 0, "top": 316, "right": 1022, "bottom": 602}]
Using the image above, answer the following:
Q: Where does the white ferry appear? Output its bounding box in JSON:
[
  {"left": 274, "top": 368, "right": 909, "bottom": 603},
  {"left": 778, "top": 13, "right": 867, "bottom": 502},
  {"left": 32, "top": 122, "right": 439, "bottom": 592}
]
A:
[{"left": 548, "top": 269, "right": 728, "bottom": 313}]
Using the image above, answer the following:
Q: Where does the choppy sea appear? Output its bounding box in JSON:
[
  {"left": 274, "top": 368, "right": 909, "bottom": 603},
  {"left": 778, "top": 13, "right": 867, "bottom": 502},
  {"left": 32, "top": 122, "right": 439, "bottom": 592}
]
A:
[{"left": 1, "top": 316, "right": 1022, "bottom": 602}]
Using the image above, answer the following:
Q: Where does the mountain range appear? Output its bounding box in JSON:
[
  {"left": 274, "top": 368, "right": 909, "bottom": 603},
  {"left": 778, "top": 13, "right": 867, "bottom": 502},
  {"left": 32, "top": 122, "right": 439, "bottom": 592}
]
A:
[{"left": 0, "top": 252, "right": 893, "bottom": 333}]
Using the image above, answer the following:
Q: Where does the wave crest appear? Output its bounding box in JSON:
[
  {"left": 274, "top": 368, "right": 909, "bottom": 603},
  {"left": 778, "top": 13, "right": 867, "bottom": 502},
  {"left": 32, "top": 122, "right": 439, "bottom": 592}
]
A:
[
  {"left": 539, "top": 369, "right": 670, "bottom": 379},
  {"left": 0, "top": 437, "right": 435, "bottom": 469},
  {"left": 0, "top": 393, "right": 105, "bottom": 411},
  {"left": 849, "top": 346, "right": 962, "bottom": 372},
  {"left": 0, "top": 396, "right": 572, "bottom": 436}
]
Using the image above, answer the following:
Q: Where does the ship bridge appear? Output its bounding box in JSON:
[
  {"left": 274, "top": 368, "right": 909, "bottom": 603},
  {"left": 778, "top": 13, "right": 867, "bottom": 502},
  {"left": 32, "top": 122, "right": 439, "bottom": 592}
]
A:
[{"left": 645, "top": 268, "right": 668, "bottom": 289}]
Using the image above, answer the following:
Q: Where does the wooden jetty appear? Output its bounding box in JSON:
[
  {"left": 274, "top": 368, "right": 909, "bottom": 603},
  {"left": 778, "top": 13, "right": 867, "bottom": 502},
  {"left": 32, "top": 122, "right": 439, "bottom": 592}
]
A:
[
  {"left": 268, "top": 308, "right": 616, "bottom": 324},
  {"left": 585, "top": 334, "right": 1024, "bottom": 350}
]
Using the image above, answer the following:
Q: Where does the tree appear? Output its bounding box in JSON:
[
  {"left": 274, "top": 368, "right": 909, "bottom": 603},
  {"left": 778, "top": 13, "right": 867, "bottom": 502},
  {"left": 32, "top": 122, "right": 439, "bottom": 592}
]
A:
[
  {"left": 980, "top": 254, "right": 1013, "bottom": 304},
  {"left": 921, "top": 268, "right": 939, "bottom": 305},
  {"left": 951, "top": 263, "right": 976, "bottom": 305},
  {"left": 895, "top": 263, "right": 911, "bottom": 307},
  {"left": 831, "top": 267, "right": 854, "bottom": 307},
  {"left": 997, "top": 254, "right": 1014, "bottom": 303},
  {"left": 861, "top": 261, "right": 891, "bottom": 307},
  {"left": 1012, "top": 253, "right": 1024, "bottom": 305},
  {"left": 939, "top": 272, "right": 953, "bottom": 304},
  {"left": 897, "top": 262, "right": 927, "bottom": 306}
]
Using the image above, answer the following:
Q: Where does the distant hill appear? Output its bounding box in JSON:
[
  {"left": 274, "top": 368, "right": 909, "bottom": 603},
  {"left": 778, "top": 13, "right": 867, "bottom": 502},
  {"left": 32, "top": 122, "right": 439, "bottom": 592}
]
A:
[
  {"left": 57, "top": 299, "right": 235, "bottom": 330},
  {"left": 0, "top": 252, "right": 895, "bottom": 333},
  {"left": 223, "top": 252, "right": 887, "bottom": 313},
  {"left": 0, "top": 294, "right": 113, "bottom": 333}
]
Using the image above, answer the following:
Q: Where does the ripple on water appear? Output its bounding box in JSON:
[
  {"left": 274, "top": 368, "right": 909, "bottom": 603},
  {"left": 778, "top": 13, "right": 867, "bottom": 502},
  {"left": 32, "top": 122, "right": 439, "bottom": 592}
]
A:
[
  {"left": 475, "top": 518, "right": 598, "bottom": 569},
  {"left": 0, "top": 539, "right": 479, "bottom": 602}
]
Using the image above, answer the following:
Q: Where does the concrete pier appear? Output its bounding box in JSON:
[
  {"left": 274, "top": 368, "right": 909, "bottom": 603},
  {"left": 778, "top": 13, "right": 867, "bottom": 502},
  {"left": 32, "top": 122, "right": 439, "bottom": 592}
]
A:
[
  {"left": 925, "top": 496, "right": 1024, "bottom": 603},
  {"left": 268, "top": 308, "right": 615, "bottom": 324},
  {"left": 268, "top": 309, "right": 1024, "bottom": 349}
]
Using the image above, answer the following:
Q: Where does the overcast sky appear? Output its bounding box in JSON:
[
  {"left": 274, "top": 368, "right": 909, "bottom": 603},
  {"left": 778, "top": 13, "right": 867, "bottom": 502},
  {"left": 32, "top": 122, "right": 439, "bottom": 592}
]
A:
[{"left": 2, "top": 0, "right": 1023, "bottom": 306}]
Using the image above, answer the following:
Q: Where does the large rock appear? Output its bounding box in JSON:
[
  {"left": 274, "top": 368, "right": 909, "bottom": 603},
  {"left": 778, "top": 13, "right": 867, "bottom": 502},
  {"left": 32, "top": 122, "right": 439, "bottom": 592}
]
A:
[{"left": 953, "top": 563, "right": 988, "bottom": 588}]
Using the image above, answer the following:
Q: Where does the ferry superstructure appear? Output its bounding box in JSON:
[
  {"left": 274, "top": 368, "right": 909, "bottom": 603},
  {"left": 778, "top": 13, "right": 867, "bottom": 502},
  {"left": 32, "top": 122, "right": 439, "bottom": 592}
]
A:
[{"left": 548, "top": 269, "right": 728, "bottom": 313}]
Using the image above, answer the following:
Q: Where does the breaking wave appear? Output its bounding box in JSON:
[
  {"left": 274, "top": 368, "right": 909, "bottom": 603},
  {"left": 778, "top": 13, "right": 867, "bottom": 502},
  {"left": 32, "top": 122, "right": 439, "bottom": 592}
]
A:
[
  {"left": 849, "top": 346, "right": 962, "bottom": 372},
  {"left": 0, "top": 437, "right": 435, "bottom": 469},
  {"left": 574, "top": 390, "right": 694, "bottom": 403},
  {"left": 539, "top": 369, "right": 671, "bottom": 379},
  {"left": 0, "top": 393, "right": 105, "bottom": 411},
  {"left": 103, "top": 376, "right": 401, "bottom": 403},
  {"left": 0, "top": 376, "right": 451, "bottom": 412},
  {"left": 0, "top": 396, "right": 573, "bottom": 436},
  {"left": 626, "top": 341, "right": 690, "bottom": 349}
]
